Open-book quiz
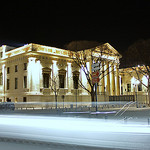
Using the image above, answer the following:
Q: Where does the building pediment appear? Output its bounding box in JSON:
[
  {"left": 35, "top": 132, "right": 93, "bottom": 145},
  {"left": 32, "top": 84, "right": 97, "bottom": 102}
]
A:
[{"left": 94, "top": 43, "right": 122, "bottom": 58}]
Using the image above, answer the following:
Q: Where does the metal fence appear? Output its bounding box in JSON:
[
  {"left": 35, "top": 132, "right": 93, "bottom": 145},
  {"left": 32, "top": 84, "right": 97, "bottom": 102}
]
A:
[
  {"left": 0, "top": 101, "right": 148, "bottom": 112},
  {"left": 109, "top": 95, "right": 135, "bottom": 101}
]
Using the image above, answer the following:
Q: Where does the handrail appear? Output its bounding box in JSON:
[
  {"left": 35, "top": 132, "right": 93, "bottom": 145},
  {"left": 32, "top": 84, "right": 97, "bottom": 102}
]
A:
[
  {"left": 115, "top": 101, "right": 133, "bottom": 116},
  {"left": 119, "top": 101, "right": 136, "bottom": 116}
]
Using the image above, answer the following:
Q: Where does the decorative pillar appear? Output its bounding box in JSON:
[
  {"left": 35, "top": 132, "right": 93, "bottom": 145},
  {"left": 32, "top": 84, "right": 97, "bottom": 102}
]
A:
[
  {"left": 88, "top": 60, "right": 93, "bottom": 92},
  {"left": 28, "top": 57, "right": 41, "bottom": 94},
  {"left": 106, "top": 62, "right": 110, "bottom": 95},
  {"left": 100, "top": 61, "right": 105, "bottom": 93},
  {"left": 52, "top": 60, "right": 58, "bottom": 77},
  {"left": 81, "top": 65, "right": 88, "bottom": 95},
  {"left": 2, "top": 64, "right": 6, "bottom": 102},
  {"left": 28, "top": 57, "right": 36, "bottom": 92},
  {"left": 111, "top": 64, "right": 115, "bottom": 95},
  {"left": 116, "top": 64, "right": 120, "bottom": 95},
  {"left": 52, "top": 60, "right": 58, "bottom": 92},
  {"left": 36, "top": 60, "right": 41, "bottom": 93},
  {"left": 67, "top": 62, "right": 72, "bottom": 94}
]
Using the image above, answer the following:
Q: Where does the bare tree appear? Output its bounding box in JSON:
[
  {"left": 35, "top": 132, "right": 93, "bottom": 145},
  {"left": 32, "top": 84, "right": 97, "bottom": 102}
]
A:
[
  {"left": 71, "top": 45, "right": 118, "bottom": 102},
  {"left": 121, "top": 39, "right": 150, "bottom": 104},
  {"left": 122, "top": 65, "right": 150, "bottom": 104},
  {"left": 50, "top": 76, "right": 58, "bottom": 109}
]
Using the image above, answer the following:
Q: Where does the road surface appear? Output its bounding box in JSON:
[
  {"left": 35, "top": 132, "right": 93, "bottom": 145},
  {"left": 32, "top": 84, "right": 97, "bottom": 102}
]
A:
[{"left": 0, "top": 115, "right": 150, "bottom": 149}]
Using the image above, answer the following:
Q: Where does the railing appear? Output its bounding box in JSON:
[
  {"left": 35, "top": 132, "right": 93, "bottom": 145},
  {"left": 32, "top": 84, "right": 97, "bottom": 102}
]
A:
[
  {"left": 12, "top": 101, "right": 147, "bottom": 111},
  {"left": 109, "top": 95, "right": 135, "bottom": 101},
  {"left": 0, "top": 101, "right": 148, "bottom": 112}
]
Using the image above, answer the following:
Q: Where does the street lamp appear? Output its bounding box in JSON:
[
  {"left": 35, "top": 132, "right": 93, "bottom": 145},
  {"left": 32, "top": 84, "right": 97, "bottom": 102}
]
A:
[{"left": 131, "top": 77, "right": 140, "bottom": 107}]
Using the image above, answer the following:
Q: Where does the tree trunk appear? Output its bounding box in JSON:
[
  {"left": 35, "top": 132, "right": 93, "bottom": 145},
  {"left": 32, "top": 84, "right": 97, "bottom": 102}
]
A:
[
  {"left": 91, "top": 92, "right": 95, "bottom": 102},
  {"left": 91, "top": 85, "right": 95, "bottom": 103}
]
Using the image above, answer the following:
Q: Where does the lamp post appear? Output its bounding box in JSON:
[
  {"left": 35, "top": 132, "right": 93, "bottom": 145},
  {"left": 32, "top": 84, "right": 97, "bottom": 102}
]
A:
[
  {"left": 61, "top": 95, "right": 65, "bottom": 111},
  {"left": 131, "top": 77, "right": 140, "bottom": 108},
  {"left": 76, "top": 89, "right": 77, "bottom": 109}
]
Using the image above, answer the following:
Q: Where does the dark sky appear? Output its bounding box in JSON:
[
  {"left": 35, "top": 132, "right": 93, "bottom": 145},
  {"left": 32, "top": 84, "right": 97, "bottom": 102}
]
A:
[{"left": 0, "top": 0, "right": 150, "bottom": 54}]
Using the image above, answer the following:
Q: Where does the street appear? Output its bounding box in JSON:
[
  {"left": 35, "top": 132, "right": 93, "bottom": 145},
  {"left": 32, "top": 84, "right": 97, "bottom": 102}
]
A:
[{"left": 0, "top": 114, "right": 150, "bottom": 150}]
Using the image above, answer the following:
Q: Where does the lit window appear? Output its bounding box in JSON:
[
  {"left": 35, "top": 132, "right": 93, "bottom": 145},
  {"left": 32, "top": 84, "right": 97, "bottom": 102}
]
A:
[{"left": 15, "top": 78, "right": 18, "bottom": 89}]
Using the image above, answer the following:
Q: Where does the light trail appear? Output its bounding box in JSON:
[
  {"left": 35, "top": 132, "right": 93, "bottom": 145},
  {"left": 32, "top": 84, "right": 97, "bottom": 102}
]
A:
[{"left": 0, "top": 115, "right": 150, "bottom": 150}]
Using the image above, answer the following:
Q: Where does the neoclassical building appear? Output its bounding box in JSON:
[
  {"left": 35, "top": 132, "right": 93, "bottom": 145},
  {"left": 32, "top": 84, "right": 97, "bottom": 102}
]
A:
[
  {"left": 120, "top": 66, "right": 149, "bottom": 104},
  {"left": 0, "top": 43, "right": 122, "bottom": 103}
]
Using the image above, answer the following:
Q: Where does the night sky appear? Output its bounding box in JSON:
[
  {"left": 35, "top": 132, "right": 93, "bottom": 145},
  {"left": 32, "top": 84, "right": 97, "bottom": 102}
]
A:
[{"left": 0, "top": 0, "right": 150, "bottom": 54}]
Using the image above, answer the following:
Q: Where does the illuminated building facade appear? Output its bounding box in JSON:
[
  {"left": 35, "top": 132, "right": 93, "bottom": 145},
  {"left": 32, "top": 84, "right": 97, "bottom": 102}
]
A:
[
  {"left": 0, "top": 43, "right": 122, "bottom": 102},
  {"left": 120, "top": 67, "right": 149, "bottom": 104}
]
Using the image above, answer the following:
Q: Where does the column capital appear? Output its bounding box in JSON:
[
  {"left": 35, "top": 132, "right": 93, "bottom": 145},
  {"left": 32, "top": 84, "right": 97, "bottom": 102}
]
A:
[{"left": 28, "top": 57, "right": 36, "bottom": 62}]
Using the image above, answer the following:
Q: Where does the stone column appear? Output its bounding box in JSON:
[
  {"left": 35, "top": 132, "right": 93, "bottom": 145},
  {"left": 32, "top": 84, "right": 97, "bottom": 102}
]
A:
[
  {"left": 36, "top": 60, "right": 41, "bottom": 93},
  {"left": 111, "top": 64, "right": 115, "bottom": 95},
  {"left": 81, "top": 65, "right": 88, "bottom": 95},
  {"left": 100, "top": 61, "right": 105, "bottom": 93},
  {"left": 28, "top": 57, "right": 41, "bottom": 93},
  {"left": 67, "top": 62, "right": 72, "bottom": 94},
  {"left": 89, "top": 60, "right": 93, "bottom": 92},
  {"left": 52, "top": 60, "right": 58, "bottom": 89},
  {"left": 52, "top": 60, "right": 58, "bottom": 77},
  {"left": 2, "top": 64, "right": 6, "bottom": 102},
  {"left": 106, "top": 62, "right": 110, "bottom": 95},
  {"left": 116, "top": 64, "right": 120, "bottom": 95}
]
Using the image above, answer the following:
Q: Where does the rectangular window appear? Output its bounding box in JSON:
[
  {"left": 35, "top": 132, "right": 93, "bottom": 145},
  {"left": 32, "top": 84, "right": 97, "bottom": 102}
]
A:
[
  {"left": 138, "top": 83, "right": 142, "bottom": 91},
  {"left": 59, "top": 75, "right": 65, "bottom": 88},
  {"left": 15, "top": 78, "right": 18, "bottom": 89},
  {"left": 7, "top": 98, "right": 11, "bottom": 102},
  {"left": 73, "top": 75, "right": 79, "bottom": 89},
  {"left": 24, "top": 63, "right": 27, "bottom": 70},
  {"left": 127, "top": 84, "right": 131, "bottom": 92},
  {"left": 24, "top": 76, "right": 27, "bottom": 88},
  {"left": 7, "top": 79, "right": 10, "bottom": 90},
  {"left": 43, "top": 73, "right": 50, "bottom": 88},
  {"left": 15, "top": 65, "right": 18, "bottom": 72},
  {"left": 23, "top": 97, "right": 27, "bottom": 102},
  {"left": 7, "top": 67, "right": 10, "bottom": 74}
]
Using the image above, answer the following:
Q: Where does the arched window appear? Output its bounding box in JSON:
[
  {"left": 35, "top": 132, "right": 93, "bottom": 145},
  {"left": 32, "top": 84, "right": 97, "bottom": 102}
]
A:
[
  {"left": 73, "top": 71, "right": 79, "bottom": 89},
  {"left": 42, "top": 67, "right": 51, "bottom": 88},
  {"left": 59, "top": 69, "right": 66, "bottom": 88}
]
